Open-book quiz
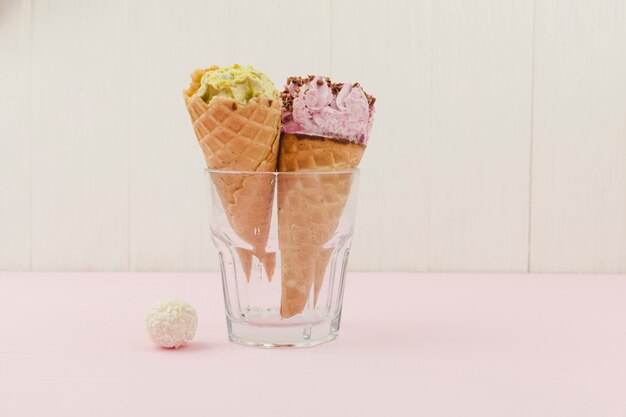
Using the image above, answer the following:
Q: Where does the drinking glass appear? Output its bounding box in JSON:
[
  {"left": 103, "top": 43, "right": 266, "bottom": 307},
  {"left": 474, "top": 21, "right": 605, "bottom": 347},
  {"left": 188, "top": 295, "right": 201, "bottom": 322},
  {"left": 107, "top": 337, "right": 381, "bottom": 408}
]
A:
[{"left": 205, "top": 169, "right": 360, "bottom": 348}]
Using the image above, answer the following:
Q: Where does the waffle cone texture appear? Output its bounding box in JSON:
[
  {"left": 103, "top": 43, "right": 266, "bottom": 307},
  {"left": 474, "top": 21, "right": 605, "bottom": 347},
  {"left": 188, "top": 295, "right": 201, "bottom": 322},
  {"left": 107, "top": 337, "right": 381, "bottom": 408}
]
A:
[
  {"left": 184, "top": 69, "right": 280, "bottom": 281},
  {"left": 277, "top": 133, "right": 364, "bottom": 318}
]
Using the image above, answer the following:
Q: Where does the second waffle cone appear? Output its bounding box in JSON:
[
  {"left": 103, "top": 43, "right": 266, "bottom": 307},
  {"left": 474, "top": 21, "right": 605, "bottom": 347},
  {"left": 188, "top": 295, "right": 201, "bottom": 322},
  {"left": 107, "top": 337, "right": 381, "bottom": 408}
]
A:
[{"left": 278, "top": 133, "right": 364, "bottom": 318}]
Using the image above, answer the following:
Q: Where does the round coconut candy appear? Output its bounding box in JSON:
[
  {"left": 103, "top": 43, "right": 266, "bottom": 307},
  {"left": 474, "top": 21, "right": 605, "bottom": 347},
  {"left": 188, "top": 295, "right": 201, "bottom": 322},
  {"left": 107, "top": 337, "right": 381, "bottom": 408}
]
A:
[{"left": 145, "top": 298, "right": 198, "bottom": 348}]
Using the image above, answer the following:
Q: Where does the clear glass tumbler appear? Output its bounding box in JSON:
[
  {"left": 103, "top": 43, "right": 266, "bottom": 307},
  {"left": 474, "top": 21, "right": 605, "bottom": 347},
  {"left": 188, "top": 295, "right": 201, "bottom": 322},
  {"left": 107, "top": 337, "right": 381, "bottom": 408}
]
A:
[{"left": 205, "top": 169, "right": 360, "bottom": 348}]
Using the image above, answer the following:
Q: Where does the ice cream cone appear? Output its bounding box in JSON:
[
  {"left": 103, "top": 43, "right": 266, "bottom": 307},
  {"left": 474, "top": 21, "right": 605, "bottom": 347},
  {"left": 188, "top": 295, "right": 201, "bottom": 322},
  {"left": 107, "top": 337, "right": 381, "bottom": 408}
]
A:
[
  {"left": 184, "top": 67, "right": 280, "bottom": 281},
  {"left": 278, "top": 133, "right": 364, "bottom": 318}
]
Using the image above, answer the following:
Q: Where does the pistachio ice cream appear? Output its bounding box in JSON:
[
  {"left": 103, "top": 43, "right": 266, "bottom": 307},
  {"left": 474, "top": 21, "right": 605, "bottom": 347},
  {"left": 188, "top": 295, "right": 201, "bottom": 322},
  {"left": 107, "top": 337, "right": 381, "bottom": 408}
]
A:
[{"left": 194, "top": 64, "right": 277, "bottom": 105}]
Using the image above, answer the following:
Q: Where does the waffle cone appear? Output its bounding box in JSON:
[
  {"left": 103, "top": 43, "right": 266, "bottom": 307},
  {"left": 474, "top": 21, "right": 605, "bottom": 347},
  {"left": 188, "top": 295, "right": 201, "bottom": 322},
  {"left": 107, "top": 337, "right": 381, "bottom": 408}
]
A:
[
  {"left": 278, "top": 133, "right": 364, "bottom": 318},
  {"left": 184, "top": 70, "right": 280, "bottom": 281}
]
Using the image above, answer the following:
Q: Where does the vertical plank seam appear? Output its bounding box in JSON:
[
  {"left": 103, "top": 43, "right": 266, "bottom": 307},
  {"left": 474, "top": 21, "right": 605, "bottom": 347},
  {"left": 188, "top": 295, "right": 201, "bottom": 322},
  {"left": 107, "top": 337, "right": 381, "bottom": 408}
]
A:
[
  {"left": 126, "top": 0, "right": 132, "bottom": 270},
  {"left": 227, "top": 0, "right": 232, "bottom": 63},
  {"left": 27, "top": 0, "right": 34, "bottom": 270},
  {"left": 329, "top": 0, "right": 333, "bottom": 76},
  {"left": 426, "top": 0, "right": 433, "bottom": 272},
  {"left": 527, "top": 0, "right": 538, "bottom": 273}
]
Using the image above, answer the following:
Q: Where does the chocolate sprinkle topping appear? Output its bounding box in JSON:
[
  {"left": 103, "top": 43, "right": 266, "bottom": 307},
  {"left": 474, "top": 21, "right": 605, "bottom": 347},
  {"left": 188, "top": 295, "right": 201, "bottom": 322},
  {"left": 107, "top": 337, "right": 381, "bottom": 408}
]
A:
[
  {"left": 280, "top": 91, "right": 293, "bottom": 110},
  {"left": 331, "top": 82, "right": 344, "bottom": 95},
  {"left": 280, "top": 75, "right": 376, "bottom": 113}
]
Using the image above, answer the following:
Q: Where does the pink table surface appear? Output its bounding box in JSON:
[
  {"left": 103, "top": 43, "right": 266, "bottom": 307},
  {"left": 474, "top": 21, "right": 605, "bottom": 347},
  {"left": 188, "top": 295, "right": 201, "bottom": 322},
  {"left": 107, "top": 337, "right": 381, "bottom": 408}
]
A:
[{"left": 1, "top": 272, "right": 625, "bottom": 417}]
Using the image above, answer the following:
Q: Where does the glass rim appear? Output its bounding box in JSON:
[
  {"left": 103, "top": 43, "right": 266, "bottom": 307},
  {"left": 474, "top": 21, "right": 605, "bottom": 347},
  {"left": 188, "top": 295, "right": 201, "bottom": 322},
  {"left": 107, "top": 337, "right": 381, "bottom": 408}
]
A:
[{"left": 205, "top": 168, "right": 360, "bottom": 175}]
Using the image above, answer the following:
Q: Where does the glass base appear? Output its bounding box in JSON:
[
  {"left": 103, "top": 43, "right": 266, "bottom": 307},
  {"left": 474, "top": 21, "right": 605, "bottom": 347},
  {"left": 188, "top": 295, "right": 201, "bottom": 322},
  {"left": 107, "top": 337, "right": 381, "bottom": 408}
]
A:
[{"left": 226, "top": 309, "right": 342, "bottom": 348}]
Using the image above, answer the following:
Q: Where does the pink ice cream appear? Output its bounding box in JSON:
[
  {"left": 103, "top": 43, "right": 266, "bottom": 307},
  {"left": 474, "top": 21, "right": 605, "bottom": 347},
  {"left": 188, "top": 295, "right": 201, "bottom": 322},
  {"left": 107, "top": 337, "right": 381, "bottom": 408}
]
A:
[{"left": 281, "top": 76, "right": 375, "bottom": 145}]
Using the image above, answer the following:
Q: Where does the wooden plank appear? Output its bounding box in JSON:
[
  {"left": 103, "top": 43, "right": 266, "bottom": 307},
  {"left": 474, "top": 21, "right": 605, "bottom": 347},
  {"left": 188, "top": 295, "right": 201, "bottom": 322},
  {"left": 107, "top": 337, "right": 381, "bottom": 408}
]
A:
[
  {"left": 530, "top": 0, "right": 626, "bottom": 272},
  {"left": 30, "top": 0, "right": 129, "bottom": 270},
  {"left": 429, "top": 0, "right": 534, "bottom": 271},
  {"left": 128, "top": 0, "right": 229, "bottom": 271},
  {"left": 228, "top": 0, "right": 332, "bottom": 88},
  {"left": 332, "top": 0, "right": 431, "bottom": 271},
  {"left": 0, "top": 0, "right": 32, "bottom": 269}
]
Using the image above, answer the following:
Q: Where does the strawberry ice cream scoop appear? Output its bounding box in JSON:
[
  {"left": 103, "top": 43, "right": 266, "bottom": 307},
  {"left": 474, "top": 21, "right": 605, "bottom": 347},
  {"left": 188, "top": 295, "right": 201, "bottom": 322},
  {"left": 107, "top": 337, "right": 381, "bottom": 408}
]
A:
[{"left": 281, "top": 76, "right": 375, "bottom": 145}]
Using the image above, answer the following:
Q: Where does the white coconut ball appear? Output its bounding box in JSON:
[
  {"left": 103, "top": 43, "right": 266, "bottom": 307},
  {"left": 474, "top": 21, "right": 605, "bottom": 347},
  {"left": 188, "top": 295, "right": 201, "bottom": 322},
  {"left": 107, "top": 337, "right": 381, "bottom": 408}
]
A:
[{"left": 145, "top": 298, "right": 198, "bottom": 348}]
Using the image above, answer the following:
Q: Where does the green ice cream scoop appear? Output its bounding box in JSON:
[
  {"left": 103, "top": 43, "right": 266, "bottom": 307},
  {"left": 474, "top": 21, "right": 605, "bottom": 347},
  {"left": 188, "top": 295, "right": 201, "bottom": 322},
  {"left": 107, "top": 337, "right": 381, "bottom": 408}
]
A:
[{"left": 194, "top": 64, "right": 277, "bottom": 105}]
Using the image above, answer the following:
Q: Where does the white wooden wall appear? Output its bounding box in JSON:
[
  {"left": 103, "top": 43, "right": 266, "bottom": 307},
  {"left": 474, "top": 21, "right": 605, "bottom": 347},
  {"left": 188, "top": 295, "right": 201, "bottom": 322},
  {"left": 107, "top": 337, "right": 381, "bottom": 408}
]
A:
[{"left": 1, "top": 0, "right": 625, "bottom": 272}]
